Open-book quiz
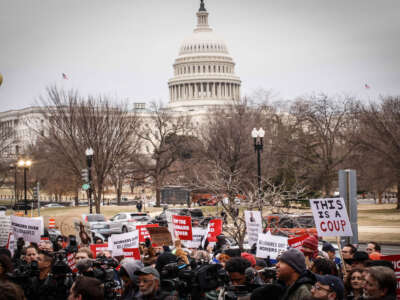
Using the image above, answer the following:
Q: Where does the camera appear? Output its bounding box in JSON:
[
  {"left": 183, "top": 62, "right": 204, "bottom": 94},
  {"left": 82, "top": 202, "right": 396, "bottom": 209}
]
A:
[
  {"left": 160, "top": 262, "right": 230, "bottom": 300},
  {"left": 77, "top": 255, "right": 121, "bottom": 300}
]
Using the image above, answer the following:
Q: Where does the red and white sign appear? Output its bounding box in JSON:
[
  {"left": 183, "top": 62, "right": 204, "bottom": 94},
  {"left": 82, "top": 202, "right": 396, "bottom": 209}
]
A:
[
  {"left": 310, "top": 198, "right": 353, "bottom": 237},
  {"left": 123, "top": 248, "right": 141, "bottom": 260},
  {"left": 90, "top": 243, "right": 109, "bottom": 258},
  {"left": 288, "top": 234, "right": 311, "bottom": 249},
  {"left": 381, "top": 254, "right": 400, "bottom": 300},
  {"left": 172, "top": 215, "right": 192, "bottom": 240},
  {"left": 136, "top": 224, "right": 159, "bottom": 243},
  {"left": 207, "top": 219, "right": 222, "bottom": 242},
  {"left": 67, "top": 253, "right": 78, "bottom": 273}
]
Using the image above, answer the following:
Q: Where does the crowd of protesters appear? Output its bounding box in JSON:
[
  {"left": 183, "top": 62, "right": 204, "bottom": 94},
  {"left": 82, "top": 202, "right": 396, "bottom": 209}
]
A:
[{"left": 0, "top": 229, "right": 397, "bottom": 300}]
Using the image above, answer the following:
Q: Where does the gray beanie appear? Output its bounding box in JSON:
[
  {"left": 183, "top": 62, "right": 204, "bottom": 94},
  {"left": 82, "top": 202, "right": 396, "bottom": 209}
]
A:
[{"left": 278, "top": 248, "right": 306, "bottom": 274}]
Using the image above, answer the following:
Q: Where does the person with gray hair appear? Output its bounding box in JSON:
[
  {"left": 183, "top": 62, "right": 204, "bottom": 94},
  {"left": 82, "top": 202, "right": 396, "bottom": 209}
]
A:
[{"left": 363, "top": 266, "right": 397, "bottom": 300}]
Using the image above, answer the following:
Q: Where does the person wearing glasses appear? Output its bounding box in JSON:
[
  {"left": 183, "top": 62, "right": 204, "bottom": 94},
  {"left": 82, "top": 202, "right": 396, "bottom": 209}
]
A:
[
  {"left": 311, "top": 274, "right": 344, "bottom": 300},
  {"left": 135, "top": 266, "right": 178, "bottom": 300}
]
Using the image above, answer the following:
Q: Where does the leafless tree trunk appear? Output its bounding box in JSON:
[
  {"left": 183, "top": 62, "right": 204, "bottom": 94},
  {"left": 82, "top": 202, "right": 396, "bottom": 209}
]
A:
[
  {"left": 134, "top": 102, "right": 193, "bottom": 207},
  {"left": 37, "top": 86, "right": 140, "bottom": 213},
  {"left": 352, "top": 96, "right": 400, "bottom": 209},
  {"left": 280, "top": 94, "right": 356, "bottom": 196}
]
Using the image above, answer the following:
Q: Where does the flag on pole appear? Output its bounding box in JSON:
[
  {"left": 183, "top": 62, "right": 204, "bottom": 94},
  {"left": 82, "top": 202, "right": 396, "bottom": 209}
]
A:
[
  {"left": 62, "top": 73, "right": 68, "bottom": 80},
  {"left": 364, "top": 83, "right": 370, "bottom": 89}
]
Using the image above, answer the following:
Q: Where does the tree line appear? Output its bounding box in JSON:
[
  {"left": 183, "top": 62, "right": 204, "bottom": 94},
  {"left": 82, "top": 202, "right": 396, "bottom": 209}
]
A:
[{"left": 1, "top": 86, "right": 400, "bottom": 212}]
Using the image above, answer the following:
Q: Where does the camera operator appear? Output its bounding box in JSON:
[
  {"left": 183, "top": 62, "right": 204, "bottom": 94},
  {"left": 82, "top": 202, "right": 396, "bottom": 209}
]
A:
[
  {"left": 68, "top": 275, "right": 104, "bottom": 300},
  {"left": 135, "top": 266, "right": 179, "bottom": 300}
]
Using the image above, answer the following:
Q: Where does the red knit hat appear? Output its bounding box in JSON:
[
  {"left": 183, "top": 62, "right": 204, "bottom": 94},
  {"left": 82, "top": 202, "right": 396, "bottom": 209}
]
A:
[
  {"left": 241, "top": 252, "right": 256, "bottom": 267},
  {"left": 302, "top": 235, "right": 319, "bottom": 251}
]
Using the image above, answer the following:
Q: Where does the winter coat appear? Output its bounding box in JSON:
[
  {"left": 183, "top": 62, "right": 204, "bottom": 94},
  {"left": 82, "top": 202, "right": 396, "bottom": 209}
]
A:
[{"left": 280, "top": 270, "right": 316, "bottom": 300}]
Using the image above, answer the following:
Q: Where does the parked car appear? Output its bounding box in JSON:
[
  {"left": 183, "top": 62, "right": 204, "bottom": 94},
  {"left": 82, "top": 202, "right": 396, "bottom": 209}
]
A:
[
  {"left": 151, "top": 208, "right": 205, "bottom": 227},
  {"left": 43, "top": 203, "right": 65, "bottom": 208},
  {"left": 82, "top": 214, "right": 111, "bottom": 237},
  {"left": 264, "top": 214, "right": 317, "bottom": 237},
  {"left": 109, "top": 212, "right": 152, "bottom": 233}
]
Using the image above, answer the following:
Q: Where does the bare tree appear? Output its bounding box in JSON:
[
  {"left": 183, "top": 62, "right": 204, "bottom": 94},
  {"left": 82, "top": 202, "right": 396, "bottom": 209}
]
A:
[
  {"left": 38, "top": 86, "right": 140, "bottom": 212},
  {"left": 282, "top": 94, "right": 356, "bottom": 196},
  {"left": 353, "top": 96, "right": 400, "bottom": 209},
  {"left": 134, "top": 102, "right": 193, "bottom": 206}
]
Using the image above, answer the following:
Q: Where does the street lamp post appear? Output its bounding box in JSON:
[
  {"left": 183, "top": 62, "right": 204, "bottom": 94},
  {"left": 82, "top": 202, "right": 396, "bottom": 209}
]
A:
[
  {"left": 17, "top": 159, "right": 32, "bottom": 215},
  {"left": 251, "top": 128, "right": 265, "bottom": 197},
  {"left": 85, "top": 148, "right": 94, "bottom": 214}
]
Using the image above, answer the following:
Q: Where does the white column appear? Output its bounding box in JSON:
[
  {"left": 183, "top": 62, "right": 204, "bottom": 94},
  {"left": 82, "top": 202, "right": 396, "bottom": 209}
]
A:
[{"left": 212, "top": 82, "right": 215, "bottom": 97}]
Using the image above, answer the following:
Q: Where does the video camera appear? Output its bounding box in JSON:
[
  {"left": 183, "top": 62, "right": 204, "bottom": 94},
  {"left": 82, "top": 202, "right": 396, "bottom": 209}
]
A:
[
  {"left": 257, "top": 266, "right": 277, "bottom": 283},
  {"left": 160, "top": 262, "right": 229, "bottom": 300},
  {"left": 76, "top": 255, "right": 121, "bottom": 300}
]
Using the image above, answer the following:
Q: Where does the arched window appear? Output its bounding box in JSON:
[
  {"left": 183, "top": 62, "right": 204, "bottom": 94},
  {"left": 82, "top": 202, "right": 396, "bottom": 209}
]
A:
[
  {"left": 198, "top": 66, "right": 200, "bottom": 72},
  {"left": 213, "top": 65, "right": 216, "bottom": 72},
  {"left": 203, "top": 65, "right": 206, "bottom": 73},
  {"left": 218, "top": 66, "right": 220, "bottom": 72},
  {"left": 208, "top": 65, "right": 211, "bottom": 72}
]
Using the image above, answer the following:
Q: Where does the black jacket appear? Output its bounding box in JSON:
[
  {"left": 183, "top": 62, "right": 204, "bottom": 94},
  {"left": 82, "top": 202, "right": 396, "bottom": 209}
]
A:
[{"left": 280, "top": 270, "right": 316, "bottom": 300}]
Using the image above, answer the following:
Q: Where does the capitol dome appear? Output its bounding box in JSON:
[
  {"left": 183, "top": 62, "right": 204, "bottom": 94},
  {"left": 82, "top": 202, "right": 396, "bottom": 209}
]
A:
[{"left": 168, "top": 0, "right": 241, "bottom": 111}]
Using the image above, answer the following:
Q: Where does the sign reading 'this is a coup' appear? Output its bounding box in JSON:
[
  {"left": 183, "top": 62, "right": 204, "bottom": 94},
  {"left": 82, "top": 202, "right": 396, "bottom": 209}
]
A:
[{"left": 310, "top": 198, "right": 353, "bottom": 237}]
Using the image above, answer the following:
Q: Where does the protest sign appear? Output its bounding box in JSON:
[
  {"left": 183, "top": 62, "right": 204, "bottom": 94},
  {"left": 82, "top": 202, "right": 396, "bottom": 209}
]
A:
[
  {"left": 136, "top": 224, "right": 159, "bottom": 243},
  {"left": 288, "top": 234, "right": 311, "bottom": 249},
  {"left": 310, "top": 198, "right": 353, "bottom": 237},
  {"left": 187, "top": 227, "right": 206, "bottom": 248},
  {"left": 207, "top": 219, "right": 222, "bottom": 242},
  {"left": 0, "top": 215, "right": 11, "bottom": 247},
  {"left": 67, "top": 253, "right": 78, "bottom": 273},
  {"left": 11, "top": 216, "right": 43, "bottom": 243},
  {"left": 256, "top": 231, "right": 288, "bottom": 259},
  {"left": 108, "top": 230, "right": 139, "bottom": 257},
  {"left": 123, "top": 248, "right": 141, "bottom": 260},
  {"left": 245, "top": 210, "right": 263, "bottom": 247},
  {"left": 172, "top": 215, "right": 192, "bottom": 241},
  {"left": 147, "top": 227, "right": 172, "bottom": 245},
  {"left": 90, "top": 243, "right": 109, "bottom": 258},
  {"left": 381, "top": 254, "right": 400, "bottom": 300}
]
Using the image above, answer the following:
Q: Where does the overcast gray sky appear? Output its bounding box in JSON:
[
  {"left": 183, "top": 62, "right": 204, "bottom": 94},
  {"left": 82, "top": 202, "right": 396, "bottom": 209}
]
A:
[{"left": 1, "top": 0, "right": 399, "bottom": 112}]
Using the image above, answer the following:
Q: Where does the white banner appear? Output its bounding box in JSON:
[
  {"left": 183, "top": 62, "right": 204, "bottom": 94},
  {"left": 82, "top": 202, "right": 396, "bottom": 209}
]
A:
[
  {"left": 0, "top": 215, "right": 11, "bottom": 247},
  {"left": 186, "top": 227, "right": 206, "bottom": 249},
  {"left": 310, "top": 198, "right": 353, "bottom": 237},
  {"left": 108, "top": 230, "right": 139, "bottom": 257},
  {"left": 11, "top": 216, "right": 43, "bottom": 243},
  {"left": 245, "top": 210, "right": 262, "bottom": 247},
  {"left": 256, "top": 231, "right": 288, "bottom": 259}
]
